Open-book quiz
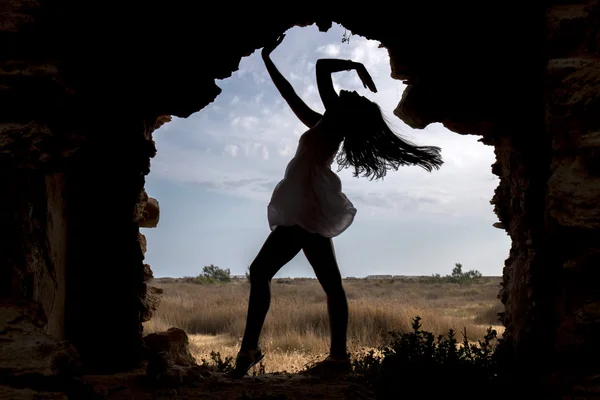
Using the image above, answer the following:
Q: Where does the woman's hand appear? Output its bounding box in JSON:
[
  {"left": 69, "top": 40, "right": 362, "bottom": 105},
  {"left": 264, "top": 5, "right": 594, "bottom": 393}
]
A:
[
  {"left": 354, "top": 62, "right": 377, "bottom": 93},
  {"left": 262, "top": 33, "right": 286, "bottom": 58}
]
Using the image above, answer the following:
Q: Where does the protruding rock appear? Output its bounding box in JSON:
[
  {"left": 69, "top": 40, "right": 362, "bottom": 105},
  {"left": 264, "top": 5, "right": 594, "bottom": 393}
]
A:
[
  {"left": 143, "top": 263, "right": 154, "bottom": 282},
  {"left": 140, "top": 197, "right": 160, "bottom": 228},
  {"left": 145, "top": 328, "right": 195, "bottom": 366},
  {"left": 139, "top": 232, "right": 147, "bottom": 256},
  {"left": 144, "top": 328, "right": 210, "bottom": 386},
  {"left": 493, "top": 222, "right": 505, "bottom": 229},
  {"left": 140, "top": 284, "right": 163, "bottom": 323},
  {"left": 154, "top": 115, "right": 172, "bottom": 131}
]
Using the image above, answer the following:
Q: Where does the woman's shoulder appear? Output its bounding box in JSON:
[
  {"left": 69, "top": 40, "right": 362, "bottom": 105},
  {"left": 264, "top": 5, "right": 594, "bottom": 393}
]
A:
[
  {"left": 299, "top": 126, "right": 319, "bottom": 143},
  {"left": 298, "top": 125, "right": 340, "bottom": 158},
  {"left": 301, "top": 124, "right": 328, "bottom": 140}
]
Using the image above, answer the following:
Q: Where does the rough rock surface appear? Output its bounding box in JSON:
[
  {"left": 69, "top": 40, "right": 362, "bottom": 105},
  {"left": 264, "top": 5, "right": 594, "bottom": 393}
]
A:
[
  {"left": 144, "top": 328, "right": 209, "bottom": 387},
  {"left": 0, "top": 386, "right": 68, "bottom": 400},
  {"left": 0, "top": 301, "right": 81, "bottom": 392},
  {"left": 494, "top": 2, "right": 600, "bottom": 397},
  {"left": 143, "top": 264, "right": 154, "bottom": 281},
  {"left": 139, "top": 233, "right": 148, "bottom": 256},
  {"left": 140, "top": 197, "right": 160, "bottom": 228},
  {"left": 140, "top": 285, "right": 163, "bottom": 323}
]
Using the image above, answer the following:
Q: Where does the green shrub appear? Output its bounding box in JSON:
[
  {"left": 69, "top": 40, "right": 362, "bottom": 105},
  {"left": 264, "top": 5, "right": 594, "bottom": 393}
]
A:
[
  {"left": 422, "top": 263, "right": 483, "bottom": 284},
  {"left": 199, "top": 351, "right": 266, "bottom": 377},
  {"left": 352, "top": 316, "right": 513, "bottom": 400},
  {"left": 201, "top": 264, "right": 231, "bottom": 282},
  {"left": 199, "top": 351, "right": 234, "bottom": 372},
  {"left": 182, "top": 264, "right": 231, "bottom": 285}
]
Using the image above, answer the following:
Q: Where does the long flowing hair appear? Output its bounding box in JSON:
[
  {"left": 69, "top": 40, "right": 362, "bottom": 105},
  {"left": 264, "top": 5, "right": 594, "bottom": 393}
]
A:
[{"left": 333, "top": 90, "right": 443, "bottom": 180}]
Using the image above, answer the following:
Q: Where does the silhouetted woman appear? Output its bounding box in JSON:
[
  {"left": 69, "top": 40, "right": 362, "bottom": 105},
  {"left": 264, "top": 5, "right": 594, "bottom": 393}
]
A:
[{"left": 229, "top": 34, "right": 443, "bottom": 378}]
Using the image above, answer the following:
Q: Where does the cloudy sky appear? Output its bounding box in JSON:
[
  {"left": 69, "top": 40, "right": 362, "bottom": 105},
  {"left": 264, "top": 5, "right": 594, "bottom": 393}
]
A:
[{"left": 143, "top": 24, "right": 511, "bottom": 279}]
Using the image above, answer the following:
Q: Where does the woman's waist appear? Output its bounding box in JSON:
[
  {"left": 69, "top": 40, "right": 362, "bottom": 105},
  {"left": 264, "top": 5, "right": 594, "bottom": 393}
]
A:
[{"left": 284, "top": 160, "right": 336, "bottom": 176}]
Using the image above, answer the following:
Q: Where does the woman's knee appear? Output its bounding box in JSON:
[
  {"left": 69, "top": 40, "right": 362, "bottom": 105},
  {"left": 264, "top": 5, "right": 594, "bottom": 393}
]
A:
[
  {"left": 248, "top": 262, "right": 273, "bottom": 283},
  {"left": 322, "top": 279, "right": 346, "bottom": 297}
]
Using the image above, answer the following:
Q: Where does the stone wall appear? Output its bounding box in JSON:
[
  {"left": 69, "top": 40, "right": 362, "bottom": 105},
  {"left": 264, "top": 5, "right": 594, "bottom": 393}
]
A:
[
  {"left": 62, "top": 115, "right": 161, "bottom": 372},
  {"left": 543, "top": 3, "right": 600, "bottom": 396}
]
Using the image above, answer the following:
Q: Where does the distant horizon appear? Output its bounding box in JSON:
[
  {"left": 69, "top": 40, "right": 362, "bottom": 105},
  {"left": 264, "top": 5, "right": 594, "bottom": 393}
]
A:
[{"left": 152, "top": 273, "right": 504, "bottom": 279}]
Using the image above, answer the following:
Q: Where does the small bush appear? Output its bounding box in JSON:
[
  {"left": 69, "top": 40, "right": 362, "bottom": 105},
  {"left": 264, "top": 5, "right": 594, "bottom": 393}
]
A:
[
  {"left": 352, "top": 316, "right": 512, "bottom": 400},
  {"left": 199, "top": 351, "right": 234, "bottom": 372},
  {"left": 201, "top": 264, "right": 231, "bottom": 282},
  {"left": 199, "top": 351, "right": 267, "bottom": 377},
  {"left": 182, "top": 264, "right": 231, "bottom": 285},
  {"left": 422, "top": 263, "right": 483, "bottom": 285}
]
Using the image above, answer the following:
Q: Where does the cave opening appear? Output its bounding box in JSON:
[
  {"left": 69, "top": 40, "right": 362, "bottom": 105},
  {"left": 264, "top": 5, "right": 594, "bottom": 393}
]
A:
[{"left": 140, "top": 23, "right": 511, "bottom": 373}]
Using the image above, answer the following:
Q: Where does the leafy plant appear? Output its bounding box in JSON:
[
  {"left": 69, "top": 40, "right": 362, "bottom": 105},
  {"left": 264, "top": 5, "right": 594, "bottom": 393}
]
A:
[
  {"left": 199, "top": 351, "right": 266, "bottom": 377},
  {"left": 201, "top": 264, "right": 231, "bottom": 282},
  {"left": 422, "top": 263, "right": 483, "bottom": 284},
  {"left": 199, "top": 351, "right": 234, "bottom": 372},
  {"left": 182, "top": 264, "right": 232, "bottom": 284},
  {"left": 352, "top": 316, "right": 512, "bottom": 400}
]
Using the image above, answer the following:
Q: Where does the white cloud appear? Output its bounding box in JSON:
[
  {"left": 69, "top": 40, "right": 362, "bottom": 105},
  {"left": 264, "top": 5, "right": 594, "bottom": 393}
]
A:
[
  {"left": 224, "top": 144, "right": 238, "bottom": 157},
  {"left": 231, "top": 115, "right": 260, "bottom": 130},
  {"left": 316, "top": 43, "right": 341, "bottom": 57},
  {"left": 251, "top": 71, "right": 267, "bottom": 84},
  {"left": 250, "top": 142, "right": 261, "bottom": 157},
  {"left": 301, "top": 83, "right": 318, "bottom": 100},
  {"left": 279, "top": 145, "right": 293, "bottom": 157},
  {"left": 254, "top": 92, "right": 264, "bottom": 104}
]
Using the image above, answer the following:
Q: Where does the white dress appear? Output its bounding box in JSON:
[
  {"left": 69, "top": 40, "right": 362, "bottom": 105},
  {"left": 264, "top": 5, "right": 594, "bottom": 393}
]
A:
[{"left": 267, "top": 126, "right": 357, "bottom": 238}]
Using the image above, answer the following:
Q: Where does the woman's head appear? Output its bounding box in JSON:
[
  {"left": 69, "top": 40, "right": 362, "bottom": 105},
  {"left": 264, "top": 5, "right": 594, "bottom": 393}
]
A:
[
  {"left": 325, "top": 90, "right": 444, "bottom": 180},
  {"left": 325, "top": 90, "right": 379, "bottom": 131}
]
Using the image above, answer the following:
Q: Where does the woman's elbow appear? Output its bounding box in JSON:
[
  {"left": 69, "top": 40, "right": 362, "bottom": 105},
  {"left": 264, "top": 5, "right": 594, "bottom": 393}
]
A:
[{"left": 316, "top": 58, "right": 329, "bottom": 69}]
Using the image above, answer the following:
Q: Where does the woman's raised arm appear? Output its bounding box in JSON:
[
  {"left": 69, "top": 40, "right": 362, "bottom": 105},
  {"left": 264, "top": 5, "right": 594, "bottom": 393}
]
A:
[
  {"left": 316, "top": 58, "right": 377, "bottom": 110},
  {"left": 262, "top": 34, "right": 322, "bottom": 128}
]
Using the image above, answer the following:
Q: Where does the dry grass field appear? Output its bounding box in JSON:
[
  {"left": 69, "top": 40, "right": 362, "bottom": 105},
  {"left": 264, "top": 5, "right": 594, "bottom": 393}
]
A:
[{"left": 143, "top": 277, "right": 504, "bottom": 374}]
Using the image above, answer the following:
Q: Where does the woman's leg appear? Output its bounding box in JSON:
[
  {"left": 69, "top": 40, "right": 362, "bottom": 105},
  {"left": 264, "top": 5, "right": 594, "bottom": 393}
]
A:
[
  {"left": 302, "top": 234, "right": 349, "bottom": 360},
  {"left": 239, "top": 225, "right": 305, "bottom": 352}
]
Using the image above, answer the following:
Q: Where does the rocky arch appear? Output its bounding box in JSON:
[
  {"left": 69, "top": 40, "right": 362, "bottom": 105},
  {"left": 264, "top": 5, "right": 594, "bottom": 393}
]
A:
[{"left": 1, "top": 1, "right": 599, "bottom": 397}]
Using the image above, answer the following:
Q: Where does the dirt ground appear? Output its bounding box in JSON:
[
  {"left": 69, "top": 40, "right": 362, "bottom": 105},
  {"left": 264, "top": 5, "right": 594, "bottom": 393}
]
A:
[{"left": 80, "top": 370, "right": 375, "bottom": 400}]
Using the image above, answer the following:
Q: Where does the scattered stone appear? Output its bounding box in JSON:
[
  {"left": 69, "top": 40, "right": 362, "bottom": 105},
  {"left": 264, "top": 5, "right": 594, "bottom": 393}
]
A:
[{"left": 144, "top": 328, "right": 210, "bottom": 387}]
